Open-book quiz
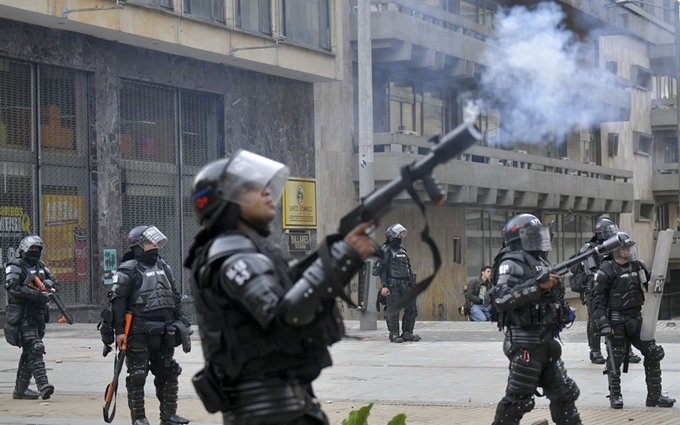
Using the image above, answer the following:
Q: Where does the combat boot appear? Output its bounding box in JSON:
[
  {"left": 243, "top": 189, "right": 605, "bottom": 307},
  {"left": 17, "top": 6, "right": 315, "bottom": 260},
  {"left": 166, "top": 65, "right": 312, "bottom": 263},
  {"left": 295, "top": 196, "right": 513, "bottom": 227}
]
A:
[
  {"left": 531, "top": 420, "right": 549, "bottom": 425},
  {"left": 401, "top": 332, "right": 421, "bottom": 342},
  {"left": 628, "top": 350, "right": 641, "bottom": 364},
  {"left": 132, "top": 419, "right": 150, "bottom": 425},
  {"left": 609, "top": 393, "right": 623, "bottom": 409},
  {"left": 31, "top": 358, "right": 54, "bottom": 400},
  {"left": 589, "top": 351, "right": 605, "bottom": 364},
  {"left": 13, "top": 354, "right": 39, "bottom": 400},
  {"left": 159, "top": 414, "right": 190, "bottom": 425},
  {"left": 389, "top": 333, "right": 404, "bottom": 343},
  {"left": 646, "top": 393, "right": 676, "bottom": 407}
]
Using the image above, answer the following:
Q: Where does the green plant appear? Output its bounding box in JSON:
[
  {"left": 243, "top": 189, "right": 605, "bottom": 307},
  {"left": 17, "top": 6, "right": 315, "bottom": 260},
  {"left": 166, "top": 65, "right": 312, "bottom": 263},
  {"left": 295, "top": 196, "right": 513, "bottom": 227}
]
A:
[{"left": 341, "top": 403, "right": 406, "bottom": 425}]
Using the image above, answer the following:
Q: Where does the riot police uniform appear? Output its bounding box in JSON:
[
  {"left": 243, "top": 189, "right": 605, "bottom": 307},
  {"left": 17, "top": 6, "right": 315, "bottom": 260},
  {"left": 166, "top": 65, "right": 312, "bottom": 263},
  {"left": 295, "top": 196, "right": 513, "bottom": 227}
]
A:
[
  {"left": 110, "top": 226, "right": 191, "bottom": 425},
  {"left": 3, "top": 235, "right": 55, "bottom": 400},
  {"left": 592, "top": 238, "right": 675, "bottom": 409},
  {"left": 184, "top": 150, "right": 373, "bottom": 425},
  {"left": 570, "top": 216, "right": 640, "bottom": 365},
  {"left": 487, "top": 214, "right": 581, "bottom": 425},
  {"left": 372, "top": 224, "right": 420, "bottom": 343}
]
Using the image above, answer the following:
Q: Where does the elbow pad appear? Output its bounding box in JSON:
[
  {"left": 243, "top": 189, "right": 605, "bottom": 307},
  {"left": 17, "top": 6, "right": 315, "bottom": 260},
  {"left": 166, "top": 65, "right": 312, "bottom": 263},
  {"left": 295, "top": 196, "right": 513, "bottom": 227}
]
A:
[
  {"left": 280, "top": 240, "right": 362, "bottom": 326},
  {"left": 219, "top": 253, "right": 284, "bottom": 329}
]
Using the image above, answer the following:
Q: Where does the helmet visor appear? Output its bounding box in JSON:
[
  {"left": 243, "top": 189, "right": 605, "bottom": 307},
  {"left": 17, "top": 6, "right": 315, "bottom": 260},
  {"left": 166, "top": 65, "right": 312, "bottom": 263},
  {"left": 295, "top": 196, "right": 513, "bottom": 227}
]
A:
[
  {"left": 519, "top": 226, "right": 552, "bottom": 252},
  {"left": 217, "top": 150, "right": 290, "bottom": 207},
  {"left": 135, "top": 226, "right": 168, "bottom": 249},
  {"left": 388, "top": 224, "right": 408, "bottom": 238},
  {"left": 613, "top": 242, "right": 638, "bottom": 263},
  {"left": 599, "top": 223, "right": 619, "bottom": 239}
]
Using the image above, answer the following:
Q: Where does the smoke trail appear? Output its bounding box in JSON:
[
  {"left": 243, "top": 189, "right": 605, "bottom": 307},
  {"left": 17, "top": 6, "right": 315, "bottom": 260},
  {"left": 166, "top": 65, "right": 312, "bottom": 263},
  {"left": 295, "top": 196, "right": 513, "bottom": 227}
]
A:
[{"left": 471, "top": 2, "right": 609, "bottom": 144}]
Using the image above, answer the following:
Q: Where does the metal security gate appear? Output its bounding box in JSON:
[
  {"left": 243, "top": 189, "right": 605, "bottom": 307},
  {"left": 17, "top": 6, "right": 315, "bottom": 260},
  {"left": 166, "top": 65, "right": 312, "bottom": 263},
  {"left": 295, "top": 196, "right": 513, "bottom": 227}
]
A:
[
  {"left": 1, "top": 58, "right": 92, "bottom": 307},
  {"left": 120, "top": 80, "right": 220, "bottom": 295}
]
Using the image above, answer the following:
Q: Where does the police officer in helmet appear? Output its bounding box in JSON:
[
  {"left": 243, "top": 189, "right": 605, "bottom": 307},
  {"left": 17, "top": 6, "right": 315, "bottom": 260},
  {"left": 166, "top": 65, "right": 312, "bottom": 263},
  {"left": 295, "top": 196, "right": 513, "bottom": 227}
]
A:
[
  {"left": 184, "top": 150, "right": 375, "bottom": 424},
  {"left": 570, "top": 216, "right": 641, "bottom": 365},
  {"left": 487, "top": 214, "right": 581, "bottom": 425},
  {"left": 372, "top": 223, "right": 420, "bottom": 343},
  {"left": 3, "top": 235, "right": 55, "bottom": 400},
  {"left": 592, "top": 237, "right": 675, "bottom": 409},
  {"left": 110, "top": 225, "right": 191, "bottom": 425}
]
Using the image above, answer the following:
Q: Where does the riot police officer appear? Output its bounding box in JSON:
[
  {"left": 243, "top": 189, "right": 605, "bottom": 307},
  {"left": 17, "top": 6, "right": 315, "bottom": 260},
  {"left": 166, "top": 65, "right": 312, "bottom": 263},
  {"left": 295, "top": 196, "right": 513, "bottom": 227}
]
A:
[
  {"left": 3, "top": 235, "right": 55, "bottom": 400},
  {"left": 592, "top": 238, "right": 675, "bottom": 409},
  {"left": 569, "top": 216, "right": 640, "bottom": 365},
  {"left": 184, "top": 150, "right": 375, "bottom": 424},
  {"left": 110, "top": 226, "right": 191, "bottom": 425},
  {"left": 487, "top": 214, "right": 581, "bottom": 425},
  {"left": 372, "top": 223, "right": 420, "bottom": 343}
]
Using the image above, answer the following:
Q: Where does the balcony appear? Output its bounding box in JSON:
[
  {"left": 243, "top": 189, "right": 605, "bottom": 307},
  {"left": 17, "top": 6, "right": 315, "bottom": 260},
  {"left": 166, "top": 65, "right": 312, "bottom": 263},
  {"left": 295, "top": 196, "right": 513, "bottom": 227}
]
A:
[
  {"left": 354, "top": 132, "right": 634, "bottom": 213},
  {"left": 654, "top": 163, "right": 680, "bottom": 202},
  {"left": 651, "top": 99, "right": 678, "bottom": 130}
]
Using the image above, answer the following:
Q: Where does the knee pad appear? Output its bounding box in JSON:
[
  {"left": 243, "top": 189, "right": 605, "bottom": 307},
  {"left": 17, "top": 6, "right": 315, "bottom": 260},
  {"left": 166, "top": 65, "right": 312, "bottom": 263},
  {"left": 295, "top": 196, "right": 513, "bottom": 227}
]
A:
[
  {"left": 129, "top": 368, "right": 147, "bottom": 386},
  {"left": 646, "top": 344, "right": 665, "bottom": 362},
  {"left": 508, "top": 356, "right": 542, "bottom": 396},
  {"left": 512, "top": 395, "right": 535, "bottom": 414},
  {"left": 171, "top": 360, "right": 182, "bottom": 377},
  {"left": 29, "top": 340, "right": 45, "bottom": 358}
]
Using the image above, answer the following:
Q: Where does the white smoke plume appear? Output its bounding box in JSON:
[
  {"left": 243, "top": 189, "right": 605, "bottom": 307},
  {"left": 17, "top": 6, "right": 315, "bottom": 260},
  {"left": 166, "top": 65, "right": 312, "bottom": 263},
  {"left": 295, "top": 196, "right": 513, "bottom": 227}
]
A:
[{"left": 471, "top": 2, "right": 610, "bottom": 143}]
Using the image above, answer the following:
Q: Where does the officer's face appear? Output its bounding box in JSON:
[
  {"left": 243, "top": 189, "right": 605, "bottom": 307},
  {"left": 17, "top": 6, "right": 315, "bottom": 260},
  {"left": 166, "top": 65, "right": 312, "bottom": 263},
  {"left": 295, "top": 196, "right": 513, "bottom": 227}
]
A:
[
  {"left": 142, "top": 241, "right": 158, "bottom": 251},
  {"left": 239, "top": 187, "right": 276, "bottom": 227}
]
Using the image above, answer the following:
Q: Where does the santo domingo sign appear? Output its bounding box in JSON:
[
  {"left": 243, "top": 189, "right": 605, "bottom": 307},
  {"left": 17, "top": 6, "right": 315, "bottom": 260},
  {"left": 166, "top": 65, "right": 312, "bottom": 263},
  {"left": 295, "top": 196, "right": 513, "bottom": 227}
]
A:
[{"left": 282, "top": 177, "right": 317, "bottom": 230}]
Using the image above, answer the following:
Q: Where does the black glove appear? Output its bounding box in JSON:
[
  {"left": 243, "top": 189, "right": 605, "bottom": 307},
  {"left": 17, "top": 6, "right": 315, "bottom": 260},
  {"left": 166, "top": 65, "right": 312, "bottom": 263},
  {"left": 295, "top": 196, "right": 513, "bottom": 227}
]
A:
[
  {"left": 43, "top": 279, "right": 55, "bottom": 289},
  {"left": 38, "top": 292, "right": 51, "bottom": 305},
  {"left": 598, "top": 325, "right": 612, "bottom": 336}
]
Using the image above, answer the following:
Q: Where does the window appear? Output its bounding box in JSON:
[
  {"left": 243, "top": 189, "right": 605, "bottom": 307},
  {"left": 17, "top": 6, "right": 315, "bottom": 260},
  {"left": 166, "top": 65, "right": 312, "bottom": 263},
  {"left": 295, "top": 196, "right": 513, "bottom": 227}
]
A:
[
  {"left": 237, "top": 0, "right": 271, "bottom": 34},
  {"left": 459, "top": 0, "right": 496, "bottom": 28},
  {"left": 607, "top": 133, "right": 619, "bottom": 157},
  {"left": 631, "top": 65, "right": 652, "bottom": 91},
  {"left": 133, "top": 0, "right": 173, "bottom": 9},
  {"left": 184, "top": 0, "right": 225, "bottom": 22},
  {"left": 283, "top": 0, "right": 330, "bottom": 50},
  {"left": 634, "top": 200, "right": 654, "bottom": 222},
  {"left": 387, "top": 78, "right": 451, "bottom": 137},
  {"left": 633, "top": 131, "right": 653, "bottom": 156},
  {"left": 606, "top": 61, "right": 618, "bottom": 75}
]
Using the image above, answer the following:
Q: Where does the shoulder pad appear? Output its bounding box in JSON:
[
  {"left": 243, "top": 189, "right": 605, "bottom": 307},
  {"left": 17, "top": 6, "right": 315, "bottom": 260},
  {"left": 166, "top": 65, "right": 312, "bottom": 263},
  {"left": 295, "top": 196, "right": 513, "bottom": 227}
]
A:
[
  {"left": 221, "top": 252, "right": 275, "bottom": 286},
  {"left": 118, "top": 259, "right": 138, "bottom": 270},
  {"left": 497, "top": 259, "right": 525, "bottom": 278},
  {"left": 380, "top": 244, "right": 390, "bottom": 253},
  {"left": 7, "top": 258, "right": 23, "bottom": 267},
  {"left": 208, "top": 234, "right": 257, "bottom": 265},
  {"left": 6, "top": 263, "right": 23, "bottom": 274},
  {"left": 578, "top": 242, "right": 593, "bottom": 255},
  {"left": 500, "top": 251, "right": 526, "bottom": 264}
]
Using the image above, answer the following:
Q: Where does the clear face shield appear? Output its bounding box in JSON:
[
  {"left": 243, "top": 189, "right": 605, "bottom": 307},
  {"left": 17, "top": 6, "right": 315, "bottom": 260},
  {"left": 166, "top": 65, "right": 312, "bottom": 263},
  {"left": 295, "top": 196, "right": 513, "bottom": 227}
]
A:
[
  {"left": 216, "top": 150, "right": 290, "bottom": 207},
  {"left": 599, "top": 224, "right": 619, "bottom": 240},
  {"left": 133, "top": 226, "right": 168, "bottom": 250},
  {"left": 613, "top": 242, "right": 638, "bottom": 263},
  {"left": 519, "top": 225, "right": 552, "bottom": 252},
  {"left": 388, "top": 224, "right": 408, "bottom": 238}
]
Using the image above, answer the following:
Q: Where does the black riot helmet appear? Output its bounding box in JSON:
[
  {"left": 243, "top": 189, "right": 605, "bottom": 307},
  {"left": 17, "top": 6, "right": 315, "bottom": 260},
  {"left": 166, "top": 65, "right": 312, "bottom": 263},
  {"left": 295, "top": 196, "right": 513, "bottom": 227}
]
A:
[
  {"left": 594, "top": 215, "right": 619, "bottom": 242},
  {"left": 17, "top": 235, "right": 46, "bottom": 259},
  {"left": 127, "top": 225, "right": 167, "bottom": 259},
  {"left": 504, "top": 213, "right": 552, "bottom": 253},
  {"left": 190, "top": 150, "right": 289, "bottom": 230}
]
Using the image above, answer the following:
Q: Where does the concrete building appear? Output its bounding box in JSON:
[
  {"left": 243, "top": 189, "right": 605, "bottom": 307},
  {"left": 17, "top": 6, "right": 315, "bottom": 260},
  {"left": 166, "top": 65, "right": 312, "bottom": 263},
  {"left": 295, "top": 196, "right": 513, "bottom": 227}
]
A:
[
  {"left": 344, "top": 0, "right": 680, "bottom": 321},
  {"left": 0, "top": 0, "right": 350, "bottom": 321},
  {"left": 0, "top": 0, "right": 678, "bottom": 323}
]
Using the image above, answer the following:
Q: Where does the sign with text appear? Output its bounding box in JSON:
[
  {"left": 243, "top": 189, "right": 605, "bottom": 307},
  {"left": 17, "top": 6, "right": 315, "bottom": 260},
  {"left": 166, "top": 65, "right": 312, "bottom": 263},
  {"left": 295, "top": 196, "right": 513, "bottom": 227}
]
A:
[
  {"left": 103, "top": 249, "right": 117, "bottom": 285},
  {"left": 282, "top": 178, "right": 317, "bottom": 230},
  {"left": 288, "top": 231, "right": 312, "bottom": 252}
]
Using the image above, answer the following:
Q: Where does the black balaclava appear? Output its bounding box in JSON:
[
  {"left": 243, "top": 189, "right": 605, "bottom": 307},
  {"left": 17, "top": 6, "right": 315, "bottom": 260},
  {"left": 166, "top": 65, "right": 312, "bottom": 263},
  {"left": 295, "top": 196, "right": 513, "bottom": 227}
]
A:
[
  {"left": 23, "top": 250, "right": 41, "bottom": 265},
  {"left": 389, "top": 238, "right": 402, "bottom": 249},
  {"left": 136, "top": 248, "right": 159, "bottom": 265}
]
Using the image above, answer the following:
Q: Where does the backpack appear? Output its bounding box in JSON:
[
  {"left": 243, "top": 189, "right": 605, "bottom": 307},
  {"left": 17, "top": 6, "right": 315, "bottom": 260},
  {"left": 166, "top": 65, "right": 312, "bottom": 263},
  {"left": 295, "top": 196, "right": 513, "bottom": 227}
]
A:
[{"left": 458, "top": 283, "right": 473, "bottom": 317}]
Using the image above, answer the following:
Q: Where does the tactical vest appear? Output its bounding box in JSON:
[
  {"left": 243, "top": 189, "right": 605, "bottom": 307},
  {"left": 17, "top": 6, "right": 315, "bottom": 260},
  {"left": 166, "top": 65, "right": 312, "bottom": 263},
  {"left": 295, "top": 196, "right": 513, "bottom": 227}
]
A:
[
  {"left": 6, "top": 259, "right": 49, "bottom": 322},
  {"left": 189, "top": 231, "right": 342, "bottom": 385},
  {"left": 124, "top": 259, "right": 176, "bottom": 317},
  {"left": 496, "top": 251, "right": 569, "bottom": 329},
  {"left": 601, "top": 260, "right": 645, "bottom": 311},
  {"left": 386, "top": 247, "right": 411, "bottom": 281}
]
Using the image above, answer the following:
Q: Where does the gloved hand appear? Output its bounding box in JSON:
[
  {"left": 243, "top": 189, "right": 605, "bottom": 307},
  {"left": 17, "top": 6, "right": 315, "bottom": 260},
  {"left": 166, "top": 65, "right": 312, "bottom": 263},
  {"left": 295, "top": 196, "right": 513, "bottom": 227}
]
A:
[
  {"left": 38, "top": 291, "right": 51, "bottom": 305},
  {"left": 598, "top": 325, "right": 612, "bottom": 336},
  {"left": 43, "top": 279, "right": 55, "bottom": 289}
]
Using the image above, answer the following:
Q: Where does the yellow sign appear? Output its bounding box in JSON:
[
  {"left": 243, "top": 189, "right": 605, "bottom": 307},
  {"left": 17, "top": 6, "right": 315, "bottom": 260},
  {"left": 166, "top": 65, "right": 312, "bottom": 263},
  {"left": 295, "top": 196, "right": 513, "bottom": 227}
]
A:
[
  {"left": 41, "top": 194, "right": 86, "bottom": 279},
  {"left": 282, "top": 178, "right": 317, "bottom": 229}
]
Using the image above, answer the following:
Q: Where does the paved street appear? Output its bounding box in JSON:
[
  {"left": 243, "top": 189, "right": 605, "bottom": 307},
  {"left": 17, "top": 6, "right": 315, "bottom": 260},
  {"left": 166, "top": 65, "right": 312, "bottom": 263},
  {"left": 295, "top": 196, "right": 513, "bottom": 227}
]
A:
[{"left": 2, "top": 320, "right": 680, "bottom": 424}]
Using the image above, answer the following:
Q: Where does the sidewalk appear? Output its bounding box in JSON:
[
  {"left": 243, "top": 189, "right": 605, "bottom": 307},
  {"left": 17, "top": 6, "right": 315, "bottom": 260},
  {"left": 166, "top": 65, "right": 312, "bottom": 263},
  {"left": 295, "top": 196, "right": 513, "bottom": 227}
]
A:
[{"left": 1, "top": 320, "right": 679, "bottom": 424}]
